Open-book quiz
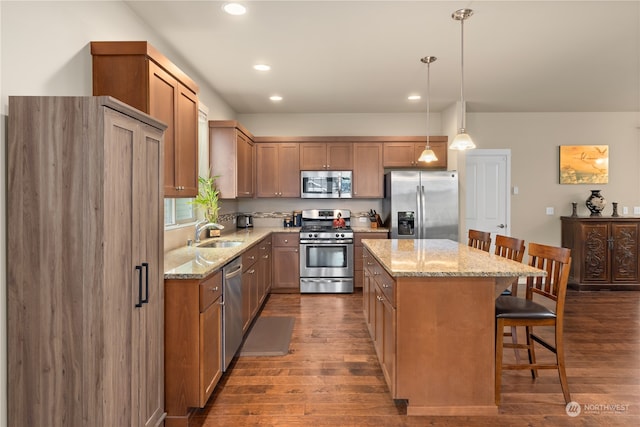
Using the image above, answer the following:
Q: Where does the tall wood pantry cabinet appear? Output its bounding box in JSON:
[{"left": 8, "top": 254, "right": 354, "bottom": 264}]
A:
[
  {"left": 561, "top": 216, "right": 640, "bottom": 290},
  {"left": 7, "top": 97, "right": 166, "bottom": 427}
]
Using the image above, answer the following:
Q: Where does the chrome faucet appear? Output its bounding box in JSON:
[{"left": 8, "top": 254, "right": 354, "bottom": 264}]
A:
[{"left": 194, "top": 219, "right": 225, "bottom": 243}]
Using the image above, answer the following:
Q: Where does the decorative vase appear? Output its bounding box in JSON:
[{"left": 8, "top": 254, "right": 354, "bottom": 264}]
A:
[
  {"left": 585, "top": 190, "right": 606, "bottom": 217},
  {"left": 571, "top": 202, "right": 578, "bottom": 217},
  {"left": 612, "top": 202, "right": 619, "bottom": 217}
]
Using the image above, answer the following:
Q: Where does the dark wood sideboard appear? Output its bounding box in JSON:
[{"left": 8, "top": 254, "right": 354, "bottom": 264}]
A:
[{"left": 561, "top": 216, "right": 640, "bottom": 290}]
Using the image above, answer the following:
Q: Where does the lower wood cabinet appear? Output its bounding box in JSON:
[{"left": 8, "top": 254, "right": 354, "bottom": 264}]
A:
[
  {"left": 561, "top": 216, "right": 640, "bottom": 290},
  {"left": 363, "top": 247, "right": 397, "bottom": 395},
  {"left": 165, "top": 271, "right": 223, "bottom": 426},
  {"left": 272, "top": 233, "right": 300, "bottom": 292},
  {"left": 355, "top": 232, "right": 388, "bottom": 288},
  {"left": 242, "top": 245, "right": 259, "bottom": 332}
]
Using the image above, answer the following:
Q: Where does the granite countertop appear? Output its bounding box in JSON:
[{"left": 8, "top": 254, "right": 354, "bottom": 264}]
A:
[
  {"left": 362, "top": 238, "right": 546, "bottom": 278},
  {"left": 164, "top": 227, "right": 299, "bottom": 280},
  {"left": 165, "top": 225, "right": 389, "bottom": 280}
]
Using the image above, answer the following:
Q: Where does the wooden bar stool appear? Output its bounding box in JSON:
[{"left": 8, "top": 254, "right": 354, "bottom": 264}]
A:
[
  {"left": 467, "top": 229, "right": 491, "bottom": 252},
  {"left": 495, "top": 242, "right": 572, "bottom": 405},
  {"left": 494, "top": 235, "right": 526, "bottom": 362}
]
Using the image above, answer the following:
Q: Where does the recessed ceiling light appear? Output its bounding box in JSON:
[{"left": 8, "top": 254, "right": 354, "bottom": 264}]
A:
[
  {"left": 223, "top": 3, "right": 246, "bottom": 15},
  {"left": 408, "top": 95, "right": 421, "bottom": 101},
  {"left": 270, "top": 95, "right": 283, "bottom": 102},
  {"left": 253, "top": 64, "right": 271, "bottom": 71}
]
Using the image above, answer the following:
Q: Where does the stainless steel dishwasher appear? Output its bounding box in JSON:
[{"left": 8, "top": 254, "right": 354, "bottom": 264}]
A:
[{"left": 222, "top": 256, "right": 243, "bottom": 371}]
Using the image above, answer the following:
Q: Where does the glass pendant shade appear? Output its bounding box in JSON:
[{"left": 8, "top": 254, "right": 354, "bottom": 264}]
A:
[
  {"left": 450, "top": 128, "right": 476, "bottom": 150},
  {"left": 418, "top": 148, "right": 438, "bottom": 162}
]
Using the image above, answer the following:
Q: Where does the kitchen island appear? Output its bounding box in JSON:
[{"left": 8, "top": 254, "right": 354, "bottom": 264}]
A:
[{"left": 361, "top": 238, "right": 545, "bottom": 416}]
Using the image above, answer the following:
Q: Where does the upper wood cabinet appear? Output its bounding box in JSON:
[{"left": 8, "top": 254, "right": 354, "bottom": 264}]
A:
[
  {"left": 353, "top": 142, "right": 384, "bottom": 198},
  {"left": 255, "top": 140, "right": 300, "bottom": 198},
  {"left": 383, "top": 137, "right": 448, "bottom": 169},
  {"left": 91, "top": 41, "right": 200, "bottom": 197},
  {"left": 209, "top": 121, "right": 255, "bottom": 199},
  {"left": 300, "top": 142, "right": 353, "bottom": 170}
]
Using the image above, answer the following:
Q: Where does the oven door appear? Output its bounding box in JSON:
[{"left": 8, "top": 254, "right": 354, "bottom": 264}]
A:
[{"left": 299, "top": 240, "right": 354, "bottom": 278}]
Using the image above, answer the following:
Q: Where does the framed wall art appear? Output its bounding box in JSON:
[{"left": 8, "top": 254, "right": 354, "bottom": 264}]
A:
[{"left": 559, "top": 145, "right": 609, "bottom": 184}]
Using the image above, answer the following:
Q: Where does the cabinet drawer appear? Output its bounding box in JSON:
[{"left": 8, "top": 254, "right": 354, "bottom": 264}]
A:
[
  {"left": 200, "top": 271, "right": 222, "bottom": 312},
  {"left": 242, "top": 245, "right": 259, "bottom": 270},
  {"left": 273, "top": 233, "right": 300, "bottom": 247},
  {"left": 374, "top": 264, "right": 395, "bottom": 307}
]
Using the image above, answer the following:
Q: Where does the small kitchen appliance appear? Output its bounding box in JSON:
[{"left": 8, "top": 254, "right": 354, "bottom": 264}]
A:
[{"left": 236, "top": 213, "right": 253, "bottom": 229}]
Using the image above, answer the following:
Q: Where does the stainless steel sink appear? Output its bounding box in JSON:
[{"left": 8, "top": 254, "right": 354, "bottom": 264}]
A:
[{"left": 198, "top": 240, "right": 244, "bottom": 249}]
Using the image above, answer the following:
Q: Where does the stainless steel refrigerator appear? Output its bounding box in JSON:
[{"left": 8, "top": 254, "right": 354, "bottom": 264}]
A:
[{"left": 382, "top": 170, "right": 459, "bottom": 240}]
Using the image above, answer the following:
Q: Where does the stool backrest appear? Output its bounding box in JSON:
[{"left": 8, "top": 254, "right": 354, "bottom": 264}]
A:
[
  {"left": 468, "top": 229, "right": 491, "bottom": 252},
  {"left": 526, "top": 242, "right": 572, "bottom": 304},
  {"left": 494, "top": 235, "right": 526, "bottom": 263}
]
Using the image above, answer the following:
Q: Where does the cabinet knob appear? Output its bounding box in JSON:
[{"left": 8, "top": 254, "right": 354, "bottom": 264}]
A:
[
  {"left": 382, "top": 283, "right": 390, "bottom": 288},
  {"left": 209, "top": 286, "right": 219, "bottom": 292},
  {"left": 377, "top": 295, "right": 384, "bottom": 302},
  {"left": 284, "top": 239, "right": 288, "bottom": 243}
]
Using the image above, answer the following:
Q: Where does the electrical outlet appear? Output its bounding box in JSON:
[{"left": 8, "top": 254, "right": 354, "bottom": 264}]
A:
[
  {"left": 634, "top": 207, "right": 640, "bottom": 215},
  {"left": 623, "top": 206, "right": 629, "bottom": 215},
  {"left": 359, "top": 217, "right": 368, "bottom": 223},
  {"left": 546, "top": 207, "right": 554, "bottom": 215}
]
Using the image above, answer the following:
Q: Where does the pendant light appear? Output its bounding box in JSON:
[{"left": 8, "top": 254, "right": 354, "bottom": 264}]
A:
[
  {"left": 418, "top": 56, "right": 438, "bottom": 163},
  {"left": 450, "top": 8, "right": 476, "bottom": 150}
]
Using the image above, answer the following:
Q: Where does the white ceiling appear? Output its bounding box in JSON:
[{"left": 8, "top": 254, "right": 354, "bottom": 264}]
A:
[{"left": 124, "top": 0, "right": 640, "bottom": 114}]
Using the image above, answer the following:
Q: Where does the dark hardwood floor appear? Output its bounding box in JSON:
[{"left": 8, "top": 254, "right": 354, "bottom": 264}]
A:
[{"left": 191, "top": 290, "right": 639, "bottom": 426}]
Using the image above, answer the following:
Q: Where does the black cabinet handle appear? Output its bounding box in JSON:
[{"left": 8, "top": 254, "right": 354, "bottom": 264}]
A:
[
  {"left": 142, "top": 262, "right": 149, "bottom": 304},
  {"left": 135, "top": 265, "right": 143, "bottom": 308}
]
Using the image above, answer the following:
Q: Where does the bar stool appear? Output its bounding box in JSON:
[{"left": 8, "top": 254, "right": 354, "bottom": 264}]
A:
[
  {"left": 494, "top": 235, "right": 526, "bottom": 361},
  {"left": 467, "top": 229, "right": 491, "bottom": 252},
  {"left": 495, "top": 242, "right": 572, "bottom": 405}
]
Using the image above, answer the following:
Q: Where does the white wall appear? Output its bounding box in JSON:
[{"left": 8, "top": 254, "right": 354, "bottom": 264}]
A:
[{"left": 0, "top": 2, "right": 235, "bottom": 426}]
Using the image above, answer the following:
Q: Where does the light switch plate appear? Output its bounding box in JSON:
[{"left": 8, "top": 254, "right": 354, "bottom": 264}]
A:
[
  {"left": 359, "top": 217, "right": 368, "bottom": 223},
  {"left": 546, "top": 207, "right": 554, "bottom": 215},
  {"left": 623, "top": 206, "right": 629, "bottom": 215},
  {"left": 634, "top": 207, "right": 640, "bottom": 215}
]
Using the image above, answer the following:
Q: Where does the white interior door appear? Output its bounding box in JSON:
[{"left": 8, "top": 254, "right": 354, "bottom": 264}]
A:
[{"left": 464, "top": 150, "right": 511, "bottom": 248}]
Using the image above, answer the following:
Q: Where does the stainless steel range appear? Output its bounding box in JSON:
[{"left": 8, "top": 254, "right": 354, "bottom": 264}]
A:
[{"left": 299, "top": 209, "right": 354, "bottom": 293}]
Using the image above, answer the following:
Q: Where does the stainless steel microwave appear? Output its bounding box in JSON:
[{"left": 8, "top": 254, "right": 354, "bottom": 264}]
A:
[{"left": 301, "top": 171, "right": 352, "bottom": 199}]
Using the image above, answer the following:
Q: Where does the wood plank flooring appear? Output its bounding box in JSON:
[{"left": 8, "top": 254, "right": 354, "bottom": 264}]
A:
[{"left": 190, "top": 290, "right": 640, "bottom": 426}]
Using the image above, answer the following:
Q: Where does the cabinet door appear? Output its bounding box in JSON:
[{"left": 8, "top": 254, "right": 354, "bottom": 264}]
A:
[
  {"left": 199, "top": 298, "right": 222, "bottom": 407},
  {"left": 383, "top": 142, "right": 416, "bottom": 167},
  {"left": 326, "top": 143, "right": 353, "bottom": 170},
  {"left": 149, "top": 61, "right": 179, "bottom": 196},
  {"left": 106, "top": 107, "right": 164, "bottom": 427},
  {"left": 580, "top": 222, "right": 609, "bottom": 282},
  {"left": 381, "top": 294, "right": 397, "bottom": 397},
  {"left": 611, "top": 222, "right": 640, "bottom": 282},
  {"left": 353, "top": 143, "right": 383, "bottom": 198},
  {"left": 278, "top": 143, "right": 301, "bottom": 197},
  {"left": 299, "top": 143, "right": 326, "bottom": 170},
  {"left": 373, "top": 286, "right": 385, "bottom": 359},
  {"left": 272, "top": 246, "right": 300, "bottom": 290},
  {"left": 256, "top": 143, "right": 280, "bottom": 197},
  {"left": 258, "top": 238, "right": 273, "bottom": 301},
  {"left": 236, "top": 131, "right": 255, "bottom": 197},
  {"left": 175, "top": 84, "right": 199, "bottom": 197},
  {"left": 134, "top": 119, "right": 165, "bottom": 427},
  {"left": 242, "top": 267, "right": 257, "bottom": 332}
]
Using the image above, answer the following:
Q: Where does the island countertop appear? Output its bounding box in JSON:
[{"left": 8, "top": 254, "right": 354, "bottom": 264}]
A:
[{"left": 362, "top": 238, "right": 546, "bottom": 278}]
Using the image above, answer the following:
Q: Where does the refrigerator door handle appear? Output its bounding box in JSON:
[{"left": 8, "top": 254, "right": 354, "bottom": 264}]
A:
[
  {"left": 416, "top": 185, "right": 422, "bottom": 239},
  {"left": 421, "top": 185, "right": 427, "bottom": 238}
]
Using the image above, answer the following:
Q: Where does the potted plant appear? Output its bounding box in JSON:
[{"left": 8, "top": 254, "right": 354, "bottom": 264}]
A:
[{"left": 190, "top": 173, "right": 221, "bottom": 236}]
